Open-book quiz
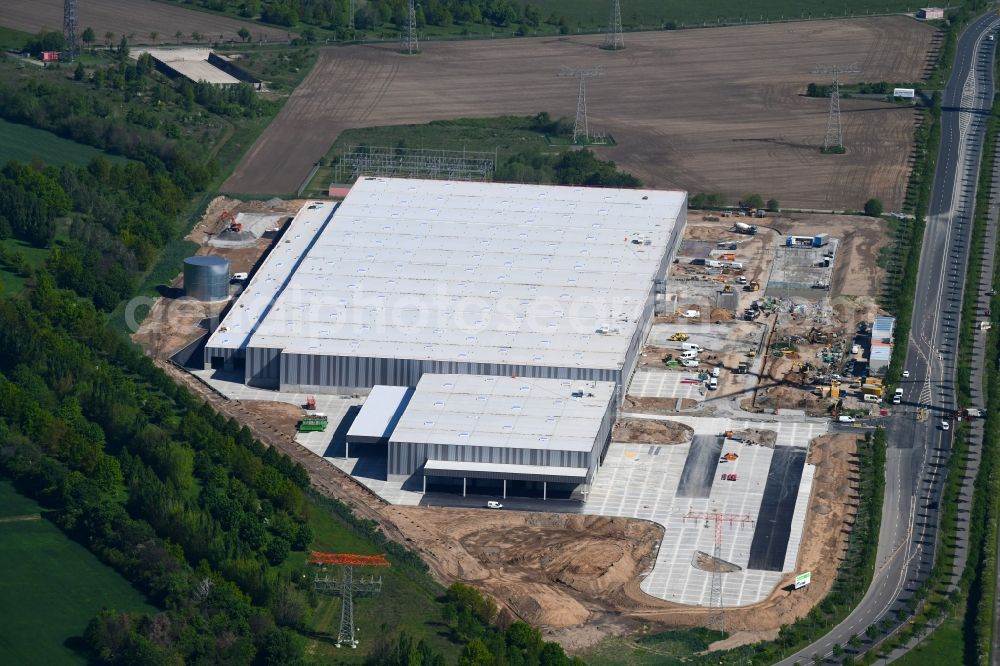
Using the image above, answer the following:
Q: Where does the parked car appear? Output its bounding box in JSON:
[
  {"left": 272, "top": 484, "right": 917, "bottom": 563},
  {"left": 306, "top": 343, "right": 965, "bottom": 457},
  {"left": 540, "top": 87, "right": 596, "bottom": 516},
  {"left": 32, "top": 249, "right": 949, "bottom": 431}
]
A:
[{"left": 837, "top": 415, "right": 856, "bottom": 423}]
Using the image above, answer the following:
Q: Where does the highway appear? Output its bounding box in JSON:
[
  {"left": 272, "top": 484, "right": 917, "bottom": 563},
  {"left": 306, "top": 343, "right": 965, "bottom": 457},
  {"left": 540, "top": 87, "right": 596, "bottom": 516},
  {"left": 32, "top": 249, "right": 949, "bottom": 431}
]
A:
[{"left": 779, "top": 12, "right": 999, "bottom": 664}]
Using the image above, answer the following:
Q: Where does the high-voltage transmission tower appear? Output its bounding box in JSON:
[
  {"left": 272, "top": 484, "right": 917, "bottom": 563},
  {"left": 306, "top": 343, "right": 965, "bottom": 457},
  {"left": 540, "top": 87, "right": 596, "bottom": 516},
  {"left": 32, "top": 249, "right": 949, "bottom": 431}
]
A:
[
  {"left": 308, "top": 551, "right": 389, "bottom": 648},
  {"left": 402, "top": 0, "right": 419, "bottom": 54},
  {"left": 813, "top": 63, "right": 861, "bottom": 152},
  {"left": 558, "top": 66, "right": 604, "bottom": 145},
  {"left": 63, "top": 0, "right": 78, "bottom": 61},
  {"left": 684, "top": 510, "right": 755, "bottom": 635},
  {"left": 604, "top": 0, "right": 625, "bottom": 50}
]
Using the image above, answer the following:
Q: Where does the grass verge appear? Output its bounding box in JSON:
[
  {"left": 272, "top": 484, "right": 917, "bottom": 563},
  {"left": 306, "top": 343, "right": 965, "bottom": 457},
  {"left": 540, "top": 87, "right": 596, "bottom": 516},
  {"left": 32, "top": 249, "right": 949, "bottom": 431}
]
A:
[
  {"left": 0, "top": 481, "right": 154, "bottom": 665},
  {"left": 0, "top": 118, "right": 130, "bottom": 167}
]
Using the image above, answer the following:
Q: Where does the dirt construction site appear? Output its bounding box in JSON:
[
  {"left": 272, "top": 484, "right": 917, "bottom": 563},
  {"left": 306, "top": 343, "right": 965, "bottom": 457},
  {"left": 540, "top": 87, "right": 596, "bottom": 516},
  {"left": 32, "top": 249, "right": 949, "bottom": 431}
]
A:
[
  {"left": 131, "top": 197, "right": 894, "bottom": 652},
  {"left": 224, "top": 16, "right": 934, "bottom": 210}
]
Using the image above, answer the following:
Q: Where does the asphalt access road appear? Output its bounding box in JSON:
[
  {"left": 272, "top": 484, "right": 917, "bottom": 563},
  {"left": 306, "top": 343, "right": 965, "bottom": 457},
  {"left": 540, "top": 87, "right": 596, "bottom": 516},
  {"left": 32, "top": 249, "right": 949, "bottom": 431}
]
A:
[{"left": 779, "top": 12, "right": 1000, "bottom": 664}]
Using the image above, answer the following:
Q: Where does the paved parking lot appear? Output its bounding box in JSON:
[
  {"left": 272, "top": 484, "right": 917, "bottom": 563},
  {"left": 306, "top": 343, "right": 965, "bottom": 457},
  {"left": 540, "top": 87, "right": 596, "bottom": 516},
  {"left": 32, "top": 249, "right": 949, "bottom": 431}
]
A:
[
  {"left": 583, "top": 415, "right": 823, "bottom": 607},
  {"left": 629, "top": 369, "right": 707, "bottom": 400}
]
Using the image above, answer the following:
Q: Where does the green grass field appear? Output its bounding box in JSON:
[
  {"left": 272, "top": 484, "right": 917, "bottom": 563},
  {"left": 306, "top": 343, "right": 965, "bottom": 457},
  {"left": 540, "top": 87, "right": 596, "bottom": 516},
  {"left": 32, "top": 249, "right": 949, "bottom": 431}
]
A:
[
  {"left": 0, "top": 118, "right": 130, "bottom": 167},
  {"left": 892, "top": 613, "right": 965, "bottom": 665},
  {"left": 0, "top": 481, "right": 155, "bottom": 665},
  {"left": 526, "top": 0, "right": 923, "bottom": 29},
  {"left": 305, "top": 115, "right": 562, "bottom": 196},
  {"left": 0, "top": 25, "right": 31, "bottom": 51}
]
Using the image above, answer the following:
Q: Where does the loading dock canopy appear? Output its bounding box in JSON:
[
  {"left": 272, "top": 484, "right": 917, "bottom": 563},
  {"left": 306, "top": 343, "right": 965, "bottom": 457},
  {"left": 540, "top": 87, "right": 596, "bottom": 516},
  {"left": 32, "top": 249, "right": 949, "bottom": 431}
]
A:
[
  {"left": 347, "top": 386, "right": 415, "bottom": 443},
  {"left": 423, "top": 459, "right": 588, "bottom": 484}
]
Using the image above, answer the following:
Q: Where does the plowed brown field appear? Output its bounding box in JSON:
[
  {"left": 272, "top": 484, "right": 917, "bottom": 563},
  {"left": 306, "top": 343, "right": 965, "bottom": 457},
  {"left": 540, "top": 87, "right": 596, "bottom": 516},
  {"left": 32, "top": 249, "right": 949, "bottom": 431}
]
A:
[
  {"left": 225, "top": 16, "right": 934, "bottom": 209},
  {"left": 2, "top": 0, "right": 290, "bottom": 45}
]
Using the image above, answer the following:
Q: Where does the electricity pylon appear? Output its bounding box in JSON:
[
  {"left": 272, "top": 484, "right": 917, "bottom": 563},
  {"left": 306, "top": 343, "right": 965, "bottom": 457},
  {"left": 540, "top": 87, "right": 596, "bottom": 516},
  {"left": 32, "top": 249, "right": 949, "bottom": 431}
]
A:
[
  {"left": 604, "top": 0, "right": 624, "bottom": 50},
  {"left": 685, "top": 510, "right": 755, "bottom": 635},
  {"left": 558, "top": 66, "right": 604, "bottom": 144},
  {"left": 63, "top": 0, "right": 78, "bottom": 60},
  {"left": 308, "top": 552, "right": 389, "bottom": 648},
  {"left": 813, "top": 63, "right": 861, "bottom": 152},
  {"left": 402, "top": 0, "right": 419, "bottom": 54}
]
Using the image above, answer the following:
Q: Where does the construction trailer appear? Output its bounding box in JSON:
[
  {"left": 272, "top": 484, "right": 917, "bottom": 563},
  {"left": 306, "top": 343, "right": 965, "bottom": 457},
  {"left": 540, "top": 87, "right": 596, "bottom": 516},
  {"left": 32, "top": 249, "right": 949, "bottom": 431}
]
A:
[{"left": 785, "top": 234, "right": 830, "bottom": 248}]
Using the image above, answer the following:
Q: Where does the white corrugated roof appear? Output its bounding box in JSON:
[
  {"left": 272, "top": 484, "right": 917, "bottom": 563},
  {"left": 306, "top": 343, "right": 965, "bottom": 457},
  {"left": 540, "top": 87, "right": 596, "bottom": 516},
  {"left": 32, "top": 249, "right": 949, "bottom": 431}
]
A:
[
  {"left": 390, "top": 373, "right": 615, "bottom": 452},
  {"left": 346, "top": 385, "right": 414, "bottom": 442},
  {"left": 207, "top": 177, "right": 686, "bottom": 370}
]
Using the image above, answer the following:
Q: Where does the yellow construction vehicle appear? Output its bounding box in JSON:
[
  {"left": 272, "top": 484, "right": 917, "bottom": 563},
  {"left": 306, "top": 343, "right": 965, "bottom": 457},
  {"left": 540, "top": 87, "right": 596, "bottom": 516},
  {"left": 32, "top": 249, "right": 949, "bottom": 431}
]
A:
[
  {"left": 668, "top": 332, "right": 689, "bottom": 342},
  {"left": 745, "top": 280, "right": 760, "bottom": 292}
]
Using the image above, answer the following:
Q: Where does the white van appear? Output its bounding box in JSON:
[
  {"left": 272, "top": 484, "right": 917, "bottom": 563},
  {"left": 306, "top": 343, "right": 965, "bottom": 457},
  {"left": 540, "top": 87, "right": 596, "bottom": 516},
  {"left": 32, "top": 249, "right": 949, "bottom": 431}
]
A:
[
  {"left": 486, "top": 501, "right": 503, "bottom": 509},
  {"left": 231, "top": 272, "right": 248, "bottom": 283},
  {"left": 680, "top": 350, "right": 699, "bottom": 360},
  {"left": 708, "top": 377, "right": 719, "bottom": 390},
  {"left": 681, "top": 342, "right": 703, "bottom": 352},
  {"left": 863, "top": 393, "right": 880, "bottom": 403},
  {"left": 837, "top": 415, "right": 855, "bottom": 423},
  {"left": 681, "top": 359, "right": 699, "bottom": 368}
]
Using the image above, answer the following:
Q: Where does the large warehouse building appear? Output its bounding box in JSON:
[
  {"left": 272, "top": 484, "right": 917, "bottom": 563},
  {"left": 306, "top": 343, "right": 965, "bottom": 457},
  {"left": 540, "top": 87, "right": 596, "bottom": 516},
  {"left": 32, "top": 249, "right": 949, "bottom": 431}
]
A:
[{"left": 204, "top": 177, "right": 687, "bottom": 402}]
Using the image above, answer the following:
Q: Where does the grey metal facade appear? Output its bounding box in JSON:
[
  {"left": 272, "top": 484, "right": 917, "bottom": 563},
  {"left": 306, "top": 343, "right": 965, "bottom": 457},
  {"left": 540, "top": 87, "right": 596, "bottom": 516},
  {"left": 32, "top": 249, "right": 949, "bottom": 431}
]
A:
[
  {"left": 184, "top": 256, "right": 230, "bottom": 302},
  {"left": 279, "top": 352, "right": 621, "bottom": 395},
  {"left": 388, "top": 391, "right": 615, "bottom": 485}
]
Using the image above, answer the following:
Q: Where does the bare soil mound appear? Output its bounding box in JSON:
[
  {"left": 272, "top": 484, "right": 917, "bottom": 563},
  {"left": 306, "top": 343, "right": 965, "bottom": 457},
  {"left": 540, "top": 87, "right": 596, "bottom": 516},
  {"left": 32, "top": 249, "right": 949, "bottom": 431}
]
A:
[{"left": 614, "top": 419, "right": 694, "bottom": 444}]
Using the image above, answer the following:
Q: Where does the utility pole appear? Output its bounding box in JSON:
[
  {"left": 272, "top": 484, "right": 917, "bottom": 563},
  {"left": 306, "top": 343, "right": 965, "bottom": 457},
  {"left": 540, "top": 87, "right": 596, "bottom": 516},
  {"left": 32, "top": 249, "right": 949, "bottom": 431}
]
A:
[
  {"left": 814, "top": 63, "right": 861, "bottom": 152},
  {"left": 309, "top": 552, "right": 389, "bottom": 648},
  {"left": 604, "top": 0, "right": 624, "bottom": 50},
  {"left": 685, "top": 510, "right": 755, "bottom": 635},
  {"left": 558, "top": 66, "right": 604, "bottom": 144},
  {"left": 402, "top": 0, "right": 419, "bottom": 55},
  {"left": 63, "top": 0, "right": 78, "bottom": 61},
  {"left": 348, "top": 0, "right": 355, "bottom": 31}
]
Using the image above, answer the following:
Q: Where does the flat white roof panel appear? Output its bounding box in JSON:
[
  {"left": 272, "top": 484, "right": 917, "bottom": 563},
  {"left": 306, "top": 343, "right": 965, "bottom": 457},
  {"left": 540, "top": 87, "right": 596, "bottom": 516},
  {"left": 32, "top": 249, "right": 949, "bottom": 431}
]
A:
[
  {"left": 208, "top": 178, "right": 686, "bottom": 370},
  {"left": 390, "top": 374, "right": 615, "bottom": 452},
  {"left": 346, "top": 386, "right": 414, "bottom": 442}
]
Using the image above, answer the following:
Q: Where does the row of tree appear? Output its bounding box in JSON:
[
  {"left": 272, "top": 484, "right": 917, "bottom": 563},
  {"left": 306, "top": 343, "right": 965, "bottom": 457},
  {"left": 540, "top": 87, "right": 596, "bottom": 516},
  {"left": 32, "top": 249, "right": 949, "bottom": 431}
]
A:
[
  {"left": 172, "top": 0, "right": 563, "bottom": 32},
  {"left": 0, "top": 277, "right": 315, "bottom": 662}
]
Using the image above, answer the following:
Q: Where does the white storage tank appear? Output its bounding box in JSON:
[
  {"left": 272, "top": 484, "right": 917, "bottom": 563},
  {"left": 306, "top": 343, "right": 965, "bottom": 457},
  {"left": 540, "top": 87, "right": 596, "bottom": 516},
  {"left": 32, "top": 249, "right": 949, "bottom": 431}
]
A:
[{"left": 184, "top": 255, "right": 230, "bottom": 301}]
